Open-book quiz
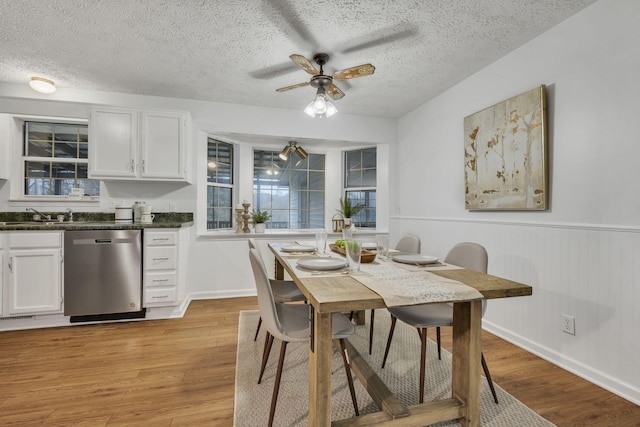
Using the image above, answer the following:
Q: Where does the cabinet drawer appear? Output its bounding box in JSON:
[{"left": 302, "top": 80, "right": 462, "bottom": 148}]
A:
[
  {"left": 146, "top": 271, "right": 177, "bottom": 287},
  {"left": 9, "top": 232, "right": 62, "bottom": 248},
  {"left": 145, "top": 287, "right": 177, "bottom": 306},
  {"left": 145, "top": 246, "right": 177, "bottom": 270},
  {"left": 145, "top": 231, "right": 177, "bottom": 246}
]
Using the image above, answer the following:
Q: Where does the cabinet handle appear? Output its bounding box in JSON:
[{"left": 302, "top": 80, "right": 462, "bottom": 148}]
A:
[
  {"left": 142, "top": 160, "right": 146, "bottom": 172},
  {"left": 152, "top": 295, "right": 169, "bottom": 299},
  {"left": 153, "top": 257, "right": 170, "bottom": 261},
  {"left": 8, "top": 257, "right": 13, "bottom": 272},
  {"left": 152, "top": 278, "right": 169, "bottom": 282},
  {"left": 131, "top": 159, "right": 135, "bottom": 172},
  {"left": 152, "top": 238, "right": 169, "bottom": 241}
]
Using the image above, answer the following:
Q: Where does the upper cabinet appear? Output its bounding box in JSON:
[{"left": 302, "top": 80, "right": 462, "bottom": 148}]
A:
[
  {"left": 89, "top": 107, "right": 190, "bottom": 182},
  {"left": 0, "top": 114, "right": 10, "bottom": 179}
]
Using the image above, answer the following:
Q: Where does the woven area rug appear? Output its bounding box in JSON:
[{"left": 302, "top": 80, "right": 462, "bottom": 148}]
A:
[{"left": 234, "top": 310, "right": 555, "bottom": 426}]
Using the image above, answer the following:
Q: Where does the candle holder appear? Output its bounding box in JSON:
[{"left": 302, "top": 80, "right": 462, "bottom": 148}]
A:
[
  {"left": 242, "top": 203, "right": 251, "bottom": 233},
  {"left": 235, "top": 208, "right": 245, "bottom": 233}
]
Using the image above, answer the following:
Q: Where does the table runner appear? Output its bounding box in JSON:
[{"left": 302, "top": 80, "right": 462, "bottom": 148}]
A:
[
  {"left": 273, "top": 242, "right": 483, "bottom": 305},
  {"left": 354, "top": 261, "right": 483, "bottom": 307}
]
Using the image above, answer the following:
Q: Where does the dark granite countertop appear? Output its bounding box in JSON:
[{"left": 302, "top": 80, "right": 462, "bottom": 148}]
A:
[{"left": 0, "top": 212, "right": 193, "bottom": 231}]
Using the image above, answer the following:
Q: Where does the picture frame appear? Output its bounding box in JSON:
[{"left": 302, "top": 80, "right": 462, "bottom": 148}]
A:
[{"left": 464, "top": 85, "right": 547, "bottom": 210}]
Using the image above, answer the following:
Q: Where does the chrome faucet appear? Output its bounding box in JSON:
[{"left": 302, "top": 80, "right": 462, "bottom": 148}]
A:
[
  {"left": 66, "top": 208, "right": 74, "bottom": 222},
  {"left": 26, "top": 207, "right": 51, "bottom": 221}
]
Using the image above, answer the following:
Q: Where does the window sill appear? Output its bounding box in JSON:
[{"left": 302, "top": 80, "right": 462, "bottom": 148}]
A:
[
  {"left": 9, "top": 196, "right": 101, "bottom": 204},
  {"left": 196, "top": 228, "right": 385, "bottom": 240}
]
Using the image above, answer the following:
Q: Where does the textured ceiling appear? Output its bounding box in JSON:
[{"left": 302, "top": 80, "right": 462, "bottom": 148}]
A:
[{"left": 0, "top": 0, "right": 596, "bottom": 118}]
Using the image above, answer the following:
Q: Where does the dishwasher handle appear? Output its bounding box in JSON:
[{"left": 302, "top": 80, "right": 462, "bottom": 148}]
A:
[{"left": 95, "top": 239, "right": 112, "bottom": 244}]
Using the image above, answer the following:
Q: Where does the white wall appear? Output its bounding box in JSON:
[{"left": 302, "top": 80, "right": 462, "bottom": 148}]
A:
[
  {"left": 0, "top": 87, "right": 395, "bottom": 306},
  {"left": 392, "top": 0, "right": 640, "bottom": 404}
]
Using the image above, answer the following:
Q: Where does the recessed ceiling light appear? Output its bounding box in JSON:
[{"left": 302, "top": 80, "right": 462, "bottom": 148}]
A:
[{"left": 29, "top": 77, "right": 56, "bottom": 94}]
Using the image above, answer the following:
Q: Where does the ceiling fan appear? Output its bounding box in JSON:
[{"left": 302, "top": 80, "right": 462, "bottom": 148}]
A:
[{"left": 276, "top": 53, "right": 375, "bottom": 100}]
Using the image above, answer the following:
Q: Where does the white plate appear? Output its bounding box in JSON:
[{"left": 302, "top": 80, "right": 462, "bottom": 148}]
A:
[
  {"left": 281, "top": 244, "right": 316, "bottom": 253},
  {"left": 392, "top": 254, "right": 439, "bottom": 265},
  {"left": 297, "top": 258, "right": 347, "bottom": 271},
  {"left": 362, "top": 242, "right": 377, "bottom": 250}
]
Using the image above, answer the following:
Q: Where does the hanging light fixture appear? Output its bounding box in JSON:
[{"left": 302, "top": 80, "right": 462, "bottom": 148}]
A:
[
  {"left": 279, "top": 142, "right": 294, "bottom": 161},
  {"left": 294, "top": 145, "right": 308, "bottom": 159},
  {"left": 304, "top": 86, "right": 338, "bottom": 119},
  {"left": 29, "top": 76, "right": 56, "bottom": 94},
  {"left": 279, "top": 141, "right": 308, "bottom": 161}
]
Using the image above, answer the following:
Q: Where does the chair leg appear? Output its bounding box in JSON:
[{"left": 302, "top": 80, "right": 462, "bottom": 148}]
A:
[
  {"left": 436, "top": 326, "right": 442, "bottom": 360},
  {"left": 368, "top": 309, "right": 375, "bottom": 354},
  {"left": 381, "top": 315, "right": 397, "bottom": 368},
  {"left": 268, "top": 341, "right": 288, "bottom": 427},
  {"left": 258, "top": 333, "right": 274, "bottom": 384},
  {"left": 335, "top": 339, "right": 359, "bottom": 416},
  {"left": 481, "top": 352, "right": 499, "bottom": 404},
  {"left": 419, "top": 327, "right": 428, "bottom": 404},
  {"left": 254, "top": 316, "right": 262, "bottom": 341}
]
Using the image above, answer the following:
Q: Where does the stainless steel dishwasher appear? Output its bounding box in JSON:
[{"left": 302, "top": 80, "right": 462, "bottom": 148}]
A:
[{"left": 64, "top": 229, "right": 144, "bottom": 322}]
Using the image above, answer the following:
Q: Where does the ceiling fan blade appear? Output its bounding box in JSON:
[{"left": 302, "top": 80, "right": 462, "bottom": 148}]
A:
[
  {"left": 276, "top": 81, "right": 310, "bottom": 92},
  {"left": 290, "top": 54, "right": 319, "bottom": 75},
  {"left": 333, "top": 64, "right": 376, "bottom": 80},
  {"left": 326, "top": 84, "right": 345, "bottom": 100}
]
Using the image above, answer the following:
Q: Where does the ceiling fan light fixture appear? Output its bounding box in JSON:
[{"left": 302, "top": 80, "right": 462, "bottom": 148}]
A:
[
  {"left": 29, "top": 76, "right": 56, "bottom": 94},
  {"left": 304, "top": 87, "right": 338, "bottom": 119}
]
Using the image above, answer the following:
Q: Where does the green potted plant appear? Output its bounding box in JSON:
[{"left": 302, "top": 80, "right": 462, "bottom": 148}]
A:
[
  {"left": 337, "top": 197, "right": 364, "bottom": 228},
  {"left": 250, "top": 208, "right": 272, "bottom": 233}
]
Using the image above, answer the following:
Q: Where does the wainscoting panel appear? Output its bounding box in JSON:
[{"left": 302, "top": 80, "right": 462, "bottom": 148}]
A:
[{"left": 390, "top": 216, "right": 640, "bottom": 405}]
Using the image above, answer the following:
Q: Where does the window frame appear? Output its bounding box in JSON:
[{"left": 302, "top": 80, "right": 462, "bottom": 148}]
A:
[
  {"left": 206, "top": 137, "right": 235, "bottom": 230},
  {"left": 7, "top": 114, "right": 101, "bottom": 203},
  {"left": 252, "top": 148, "right": 326, "bottom": 230},
  {"left": 343, "top": 147, "right": 377, "bottom": 228}
]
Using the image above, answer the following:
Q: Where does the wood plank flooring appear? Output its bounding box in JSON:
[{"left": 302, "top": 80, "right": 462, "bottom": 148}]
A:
[{"left": 1, "top": 297, "right": 638, "bottom": 426}]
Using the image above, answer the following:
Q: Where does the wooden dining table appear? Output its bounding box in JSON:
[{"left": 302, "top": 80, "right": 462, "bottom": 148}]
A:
[{"left": 269, "top": 243, "right": 532, "bottom": 427}]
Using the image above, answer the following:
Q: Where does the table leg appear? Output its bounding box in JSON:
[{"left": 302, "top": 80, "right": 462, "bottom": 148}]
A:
[
  {"left": 275, "top": 258, "right": 284, "bottom": 280},
  {"left": 451, "top": 300, "right": 482, "bottom": 427},
  {"left": 309, "top": 305, "right": 333, "bottom": 427}
]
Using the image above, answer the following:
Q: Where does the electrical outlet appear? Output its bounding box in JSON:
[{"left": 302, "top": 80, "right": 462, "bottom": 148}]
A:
[
  {"left": 562, "top": 314, "right": 575, "bottom": 335},
  {"left": 169, "top": 202, "right": 177, "bottom": 212}
]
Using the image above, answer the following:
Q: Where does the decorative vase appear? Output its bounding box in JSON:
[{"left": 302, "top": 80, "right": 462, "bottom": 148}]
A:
[{"left": 254, "top": 223, "right": 266, "bottom": 233}]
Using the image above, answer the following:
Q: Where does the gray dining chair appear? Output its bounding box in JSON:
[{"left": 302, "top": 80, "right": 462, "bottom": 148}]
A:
[
  {"left": 248, "top": 239, "right": 306, "bottom": 341},
  {"left": 380, "top": 242, "right": 499, "bottom": 404},
  {"left": 394, "top": 234, "right": 421, "bottom": 254},
  {"left": 249, "top": 248, "right": 359, "bottom": 426},
  {"left": 364, "top": 234, "right": 422, "bottom": 355}
]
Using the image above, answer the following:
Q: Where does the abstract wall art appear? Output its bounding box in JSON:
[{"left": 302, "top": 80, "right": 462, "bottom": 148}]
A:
[{"left": 464, "top": 85, "right": 547, "bottom": 210}]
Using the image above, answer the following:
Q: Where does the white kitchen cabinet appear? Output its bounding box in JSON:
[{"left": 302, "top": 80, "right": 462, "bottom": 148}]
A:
[
  {"left": 0, "top": 237, "right": 3, "bottom": 316},
  {"left": 7, "top": 232, "right": 63, "bottom": 315},
  {"left": 0, "top": 114, "right": 10, "bottom": 180},
  {"left": 144, "top": 229, "right": 180, "bottom": 307},
  {"left": 89, "top": 107, "right": 190, "bottom": 182}
]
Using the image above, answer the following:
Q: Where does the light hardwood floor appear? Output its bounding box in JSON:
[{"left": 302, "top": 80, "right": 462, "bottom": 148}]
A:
[{"left": 1, "top": 297, "right": 638, "bottom": 426}]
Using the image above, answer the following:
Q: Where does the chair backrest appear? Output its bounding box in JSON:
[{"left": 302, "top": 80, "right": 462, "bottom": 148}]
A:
[
  {"left": 395, "top": 234, "right": 421, "bottom": 253},
  {"left": 443, "top": 242, "right": 487, "bottom": 273},
  {"left": 444, "top": 242, "right": 488, "bottom": 315},
  {"left": 248, "top": 247, "right": 285, "bottom": 341},
  {"left": 248, "top": 238, "right": 257, "bottom": 250}
]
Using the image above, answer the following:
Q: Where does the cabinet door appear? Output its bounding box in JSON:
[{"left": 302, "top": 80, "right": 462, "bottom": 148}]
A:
[
  {"left": 8, "top": 249, "right": 62, "bottom": 315},
  {"left": 89, "top": 107, "right": 138, "bottom": 178},
  {"left": 140, "top": 111, "right": 186, "bottom": 180}
]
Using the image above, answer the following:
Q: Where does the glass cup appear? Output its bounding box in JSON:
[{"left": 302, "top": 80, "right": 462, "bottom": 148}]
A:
[
  {"left": 345, "top": 240, "right": 362, "bottom": 272},
  {"left": 315, "top": 230, "right": 327, "bottom": 255},
  {"left": 376, "top": 234, "right": 389, "bottom": 261},
  {"left": 342, "top": 225, "right": 354, "bottom": 241}
]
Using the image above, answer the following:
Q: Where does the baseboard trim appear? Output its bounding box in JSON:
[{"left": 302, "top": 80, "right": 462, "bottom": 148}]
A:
[{"left": 483, "top": 320, "right": 640, "bottom": 406}]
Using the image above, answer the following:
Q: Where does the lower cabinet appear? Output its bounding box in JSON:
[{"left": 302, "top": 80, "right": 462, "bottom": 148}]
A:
[
  {"left": 5, "top": 232, "right": 63, "bottom": 315},
  {"left": 144, "top": 229, "right": 180, "bottom": 307}
]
